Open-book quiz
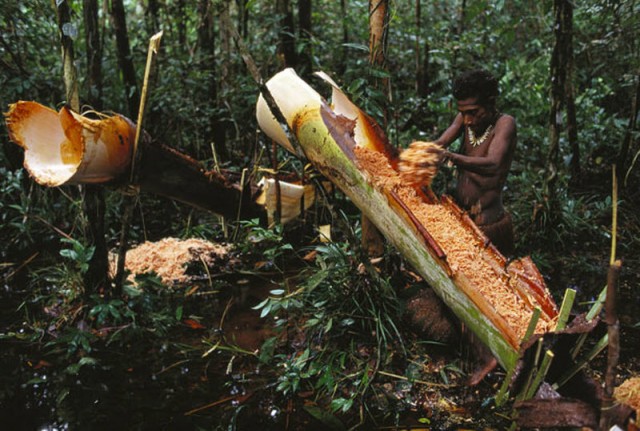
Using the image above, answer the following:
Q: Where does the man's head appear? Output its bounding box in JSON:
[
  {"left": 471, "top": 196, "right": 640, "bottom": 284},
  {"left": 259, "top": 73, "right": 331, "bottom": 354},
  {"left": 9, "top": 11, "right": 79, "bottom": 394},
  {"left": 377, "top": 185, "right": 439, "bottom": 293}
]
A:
[
  {"left": 453, "top": 69, "right": 499, "bottom": 106},
  {"left": 453, "top": 69, "right": 499, "bottom": 132}
]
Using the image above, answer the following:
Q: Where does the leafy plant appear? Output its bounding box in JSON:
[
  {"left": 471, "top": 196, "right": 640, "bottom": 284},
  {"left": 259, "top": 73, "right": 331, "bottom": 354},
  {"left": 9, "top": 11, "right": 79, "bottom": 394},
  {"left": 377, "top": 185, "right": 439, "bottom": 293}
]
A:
[
  {"left": 59, "top": 238, "right": 95, "bottom": 275},
  {"left": 255, "top": 239, "right": 404, "bottom": 416}
]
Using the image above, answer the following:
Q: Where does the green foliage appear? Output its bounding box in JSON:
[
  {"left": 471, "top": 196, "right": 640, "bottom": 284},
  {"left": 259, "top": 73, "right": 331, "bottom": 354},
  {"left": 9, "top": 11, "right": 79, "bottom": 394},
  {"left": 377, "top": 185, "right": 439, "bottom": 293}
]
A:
[
  {"left": 255, "top": 240, "right": 404, "bottom": 416},
  {"left": 234, "top": 219, "right": 295, "bottom": 270},
  {"left": 59, "top": 238, "right": 95, "bottom": 275}
]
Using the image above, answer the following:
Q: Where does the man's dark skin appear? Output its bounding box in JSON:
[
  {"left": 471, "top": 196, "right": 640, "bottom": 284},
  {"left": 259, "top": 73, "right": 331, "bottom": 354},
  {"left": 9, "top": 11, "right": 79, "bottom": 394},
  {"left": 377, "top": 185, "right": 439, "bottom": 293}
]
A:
[{"left": 437, "top": 99, "right": 516, "bottom": 225}]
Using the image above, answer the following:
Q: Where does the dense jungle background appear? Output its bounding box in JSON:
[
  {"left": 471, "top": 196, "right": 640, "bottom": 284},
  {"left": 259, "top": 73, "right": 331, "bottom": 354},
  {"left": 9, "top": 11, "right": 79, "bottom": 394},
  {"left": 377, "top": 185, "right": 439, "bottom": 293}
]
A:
[{"left": 1, "top": 0, "right": 639, "bottom": 429}]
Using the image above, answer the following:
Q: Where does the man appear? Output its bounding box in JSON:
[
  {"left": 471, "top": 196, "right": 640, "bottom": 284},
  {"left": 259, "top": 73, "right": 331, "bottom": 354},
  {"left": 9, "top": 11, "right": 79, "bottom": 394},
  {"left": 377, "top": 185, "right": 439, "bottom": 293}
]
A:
[
  {"left": 435, "top": 69, "right": 517, "bottom": 256},
  {"left": 423, "top": 69, "right": 516, "bottom": 385}
]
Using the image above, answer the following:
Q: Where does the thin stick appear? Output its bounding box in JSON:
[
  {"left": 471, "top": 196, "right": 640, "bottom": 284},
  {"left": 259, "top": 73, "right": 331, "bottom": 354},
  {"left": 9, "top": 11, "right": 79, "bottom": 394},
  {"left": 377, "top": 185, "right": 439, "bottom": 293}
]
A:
[
  {"left": 232, "top": 168, "right": 248, "bottom": 242},
  {"left": 4, "top": 252, "right": 39, "bottom": 280},
  {"left": 610, "top": 165, "right": 618, "bottom": 266},
  {"left": 116, "top": 32, "right": 162, "bottom": 292},
  {"left": 377, "top": 370, "right": 452, "bottom": 388},
  {"left": 129, "top": 31, "right": 163, "bottom": 181},
  {"left": 184, "top": 392, "right": 253, "bottom": 416},
  {"left": 524, "top": 350, "right": 554, "bottom": 399}
]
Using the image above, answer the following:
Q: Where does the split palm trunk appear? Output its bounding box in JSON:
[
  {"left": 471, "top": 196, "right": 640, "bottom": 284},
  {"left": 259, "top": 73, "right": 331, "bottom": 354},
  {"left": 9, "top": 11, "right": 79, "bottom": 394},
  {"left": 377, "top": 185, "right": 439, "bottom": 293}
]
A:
[
  {"left": 3, "top": 101, "right": 314, "bottom": 222},
  {"left": 256, "top": 68, "right": 559, "bottom": 371}
]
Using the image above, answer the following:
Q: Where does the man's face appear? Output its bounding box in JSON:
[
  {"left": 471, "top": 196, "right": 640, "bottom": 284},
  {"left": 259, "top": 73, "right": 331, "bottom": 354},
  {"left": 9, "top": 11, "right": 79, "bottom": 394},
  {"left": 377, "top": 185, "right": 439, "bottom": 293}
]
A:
[{"left": 457, "top": 97, "right": 494, "bottom": 133}]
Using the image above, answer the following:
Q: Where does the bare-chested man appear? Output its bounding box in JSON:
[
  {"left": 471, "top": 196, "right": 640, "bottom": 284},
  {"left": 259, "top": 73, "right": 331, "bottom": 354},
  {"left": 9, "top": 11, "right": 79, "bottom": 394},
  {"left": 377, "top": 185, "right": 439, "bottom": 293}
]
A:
[
  {"left": 435, "top": 69, "right": 516, "bottom": 256},
  {"left": 432, "top": 69, "right": 516, "bottom": 384}
]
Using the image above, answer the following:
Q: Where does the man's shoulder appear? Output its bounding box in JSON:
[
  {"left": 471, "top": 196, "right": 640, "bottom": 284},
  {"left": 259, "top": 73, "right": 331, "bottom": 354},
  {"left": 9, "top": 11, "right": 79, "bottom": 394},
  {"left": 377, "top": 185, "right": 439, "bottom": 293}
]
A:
[
  {"left": 497, "top": 113, "right": 516, "bottom": 124},
  {"left": 496, "top": 114, "right": 517, "bottom": 133}
]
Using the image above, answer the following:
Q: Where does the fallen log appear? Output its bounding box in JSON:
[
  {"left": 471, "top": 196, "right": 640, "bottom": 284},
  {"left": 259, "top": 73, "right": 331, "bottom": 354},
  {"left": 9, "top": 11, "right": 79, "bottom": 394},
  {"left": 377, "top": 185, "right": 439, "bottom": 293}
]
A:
[{"left": 256, "top": 68, "right": 559, "bottom": 371}]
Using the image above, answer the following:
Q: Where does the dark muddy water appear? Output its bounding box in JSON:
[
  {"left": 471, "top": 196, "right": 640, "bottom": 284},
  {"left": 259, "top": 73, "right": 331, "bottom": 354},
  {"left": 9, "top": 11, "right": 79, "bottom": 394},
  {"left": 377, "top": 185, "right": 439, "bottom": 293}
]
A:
[{"left": 1, "top": 267, "right": 638, "bottom": 430}]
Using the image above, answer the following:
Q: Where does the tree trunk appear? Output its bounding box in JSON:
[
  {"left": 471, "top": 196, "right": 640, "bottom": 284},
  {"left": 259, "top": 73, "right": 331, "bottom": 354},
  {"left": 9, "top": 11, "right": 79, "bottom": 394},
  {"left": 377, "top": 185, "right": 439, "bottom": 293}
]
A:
[
  {"left": 109, "top": 0, "right": 140, "bottom": 118},
  {"left": 83, "top": 0, "right": 102, "bottom": 110},
  {"left": 56, "top": 0, "right": 109, "bottom": 294},
  {"left": 276, "top": 0, "right": 297, "bottom": 68},
  {"left": 415, "top": 0, "right": 430, "bottom": 97},
  {"left": 298, "top": 0, "right": 313, "bottom": 78},
  {"left": 197, "top": 0, "right": 227, "bottom": 162},
  {"left": 563, "top": 1, "right": 580, "bottom": 184},
  {"left": 145, "top": 0, "right": 160, "bottom": 36},
  {"left": 235, "top": 0, "right": 249, "bottom": 38},
  {"left": 82, "top": 0, "right": 110, "bottom": 294},
  {"left": 544, "top": 0, "right": 569, "bottom": 208},
  {"left": 54, "top": 0, "right": 79, "bottom": 109},
  {"left": 368, "top": 0, "right": 388, "bottom": 70},
  {"left": 364, "top": 0, "right": 391, "bottom": 257}
]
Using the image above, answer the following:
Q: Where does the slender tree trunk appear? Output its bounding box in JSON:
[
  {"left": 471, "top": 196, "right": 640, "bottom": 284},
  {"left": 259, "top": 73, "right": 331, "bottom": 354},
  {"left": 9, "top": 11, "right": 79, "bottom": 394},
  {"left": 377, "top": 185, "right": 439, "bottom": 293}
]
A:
[
  {"left": 298, "top": 0, "right": 313, "bottom": 78},
  {"left": 544, "top": 0, "right": 569, "bottom": 207},
  {"left": 415, "top": 0, "right": 430, "bottom": 97},
  {"left": 56, "top": 0, "right": 109, "bottom": 294},
  {"left": 197, "top": 0, "right": 228, "bottom": 161},
  {"left": 54, "top": 1, "right": 79, "bottom": 109},
  {"left": 82, "top": 0, "right": 109, "bottom": 293},
  {"left": 214, "top": 2, "right": 231, "bottom": 160},
  {"left": 83, "top": 0, "right": 102, "bottom": 110},
  {"left": 563, "top": 1, "right": 580, "bottom": 184},
  {"left": 145, "top": 0, "right": 160, "bottom": 35},
  {"left": 276, "top": 0, "right": 296, "bottom": 68},
  {"left": 368, "top": 0, "right": 391, "bottom": 121},
  {"left": 364, "top": 0, "right": 391, "bottom": 257},
  {"left": 109, "top": 0, "right": 140, "bottom": 117},
  {"left": 368, "top": 0, "right": 388, "bottom": 70},
  {"left": 235, "top": 0, "right": 249, "bottom": 39}
]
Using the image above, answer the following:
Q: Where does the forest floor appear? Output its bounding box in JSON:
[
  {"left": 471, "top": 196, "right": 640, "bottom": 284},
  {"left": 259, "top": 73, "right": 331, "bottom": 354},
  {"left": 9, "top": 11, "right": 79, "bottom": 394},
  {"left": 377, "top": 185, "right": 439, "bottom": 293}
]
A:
[{"left": 1, "top": 232, "right": 639, "bottom": 430}]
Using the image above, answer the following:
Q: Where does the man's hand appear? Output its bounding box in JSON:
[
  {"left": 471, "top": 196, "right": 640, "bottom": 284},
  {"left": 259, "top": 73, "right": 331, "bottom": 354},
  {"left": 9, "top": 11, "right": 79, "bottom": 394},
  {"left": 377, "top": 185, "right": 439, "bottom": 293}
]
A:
[
  {"left": 442, "top": 150, "right": 456, "bottom": 168},
  {"left": 398, "top": 141, "right": 444, "bottom": 186}
]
